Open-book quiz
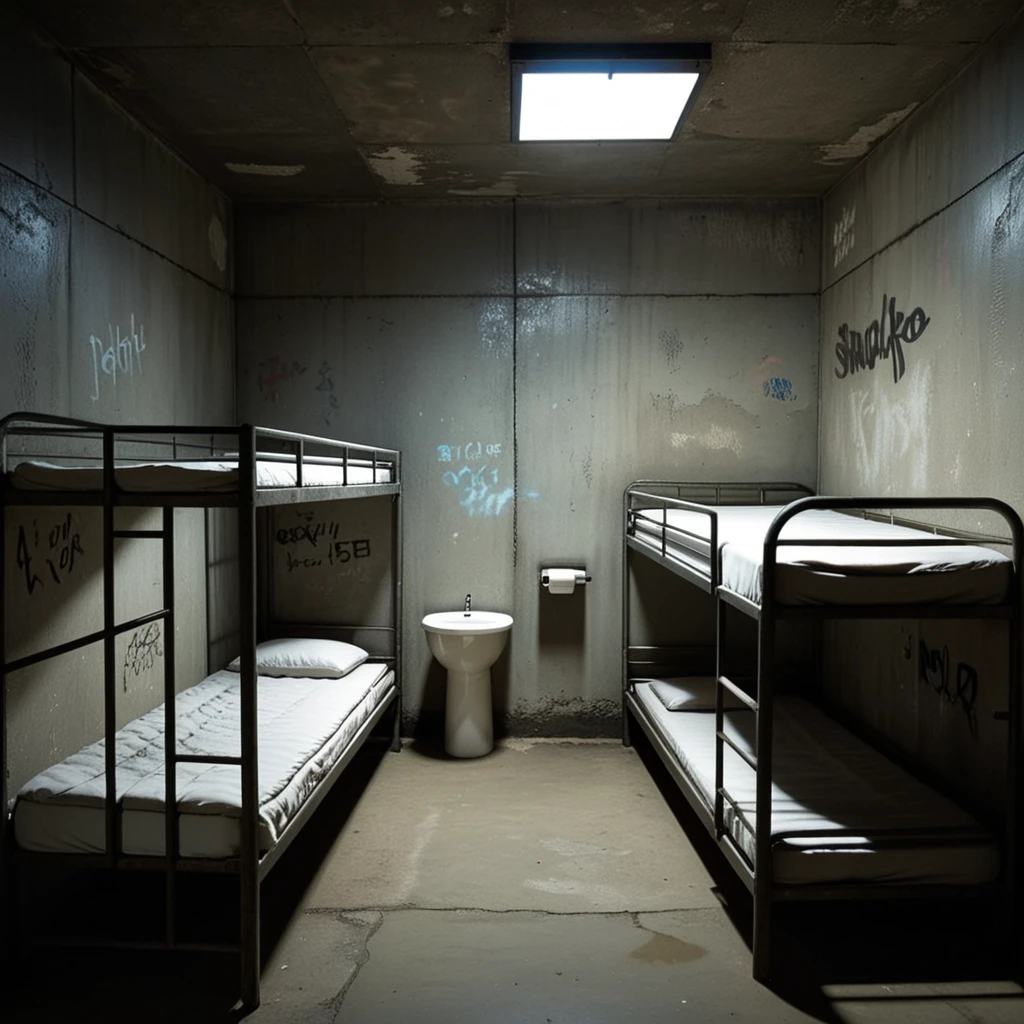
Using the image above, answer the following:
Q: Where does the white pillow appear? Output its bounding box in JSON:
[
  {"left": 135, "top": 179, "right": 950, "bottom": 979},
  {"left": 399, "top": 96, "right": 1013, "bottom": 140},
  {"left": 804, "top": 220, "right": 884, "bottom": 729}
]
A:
[
  {"left": 228, "top": 638, "right": 369, "bottom": 679},
  {"left": 643, "top": 676, "right": 750, "bottom": 712}
]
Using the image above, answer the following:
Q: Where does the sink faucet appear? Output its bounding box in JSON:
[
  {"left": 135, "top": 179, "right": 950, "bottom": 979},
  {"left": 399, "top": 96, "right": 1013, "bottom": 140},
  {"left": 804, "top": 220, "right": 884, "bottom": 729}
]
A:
[{"left": 464, "top": 593, "right": 472, "bottom": 616}]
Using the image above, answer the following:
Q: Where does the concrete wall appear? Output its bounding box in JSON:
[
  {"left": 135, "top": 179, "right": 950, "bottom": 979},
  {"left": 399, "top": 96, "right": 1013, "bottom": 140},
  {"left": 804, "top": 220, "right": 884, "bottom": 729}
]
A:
[
  {"left": 236, "top": 198, "right": 821, "bottom": 735},
  {"left": 818, "top": 10, "right": 1024, "bottom": 815},
  {"left": 0, "top": 10, "right": 235, "bottom": 795}
]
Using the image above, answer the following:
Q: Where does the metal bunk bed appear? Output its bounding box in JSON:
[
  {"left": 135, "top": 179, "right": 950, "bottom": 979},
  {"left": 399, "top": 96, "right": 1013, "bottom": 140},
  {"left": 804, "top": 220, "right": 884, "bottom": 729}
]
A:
[
  {"left": 0, "top": 411, "right": 403, "bottom": 1011},
  {"left": 621, "top": 480, "right": 1022, "bottom": 982}
]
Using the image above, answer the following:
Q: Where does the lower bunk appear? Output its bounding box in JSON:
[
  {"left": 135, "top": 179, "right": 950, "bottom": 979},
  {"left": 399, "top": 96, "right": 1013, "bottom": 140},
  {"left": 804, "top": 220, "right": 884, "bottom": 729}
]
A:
[
  {"left": 9, "top": 643, "right": 397, "bottom": 983},
  {"left": 14, "top": 659, "right": 395, "bottom": 861},
  {"left": 625, "top": 677, "right": 1000, "bottom": 972}
]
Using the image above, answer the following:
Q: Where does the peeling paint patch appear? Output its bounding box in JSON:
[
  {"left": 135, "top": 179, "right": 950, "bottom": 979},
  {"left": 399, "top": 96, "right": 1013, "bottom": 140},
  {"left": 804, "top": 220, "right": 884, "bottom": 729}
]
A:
[
  {"left": 763, "top": 377, "right": 795, "bottom": 401},
  {"left": 670, "top": 425, "right": 743, "bottom": 456},
  {"left": 447, "top": 170, "right": 537, "bottom": 197},
  {"left": 819, "top": 104, "right": 918, "bottom": 164},
  {"left": 207, "top": 215, "right": 227, "bottom": 273},
  {"left": 225, "top": 162, "right": 305, "bottom": 176},
  {"left": 367, "top": 147, "right": 425, "bottom": 186}
]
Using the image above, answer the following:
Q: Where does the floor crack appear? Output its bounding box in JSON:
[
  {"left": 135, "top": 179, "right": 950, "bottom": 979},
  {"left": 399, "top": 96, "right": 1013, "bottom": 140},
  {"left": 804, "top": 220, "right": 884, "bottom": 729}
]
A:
[{"left": 326, "top": 909, "right": 385, "bottom": 1021}]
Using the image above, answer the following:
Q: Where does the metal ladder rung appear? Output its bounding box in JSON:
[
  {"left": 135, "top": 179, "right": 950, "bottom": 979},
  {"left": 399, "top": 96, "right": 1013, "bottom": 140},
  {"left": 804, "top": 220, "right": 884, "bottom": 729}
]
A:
[
  {"left": 717, "top": 673, "right": 758, "bottom": 712},
  {"left": 716, "top": 730, "right": 758, "bottom": 771}
]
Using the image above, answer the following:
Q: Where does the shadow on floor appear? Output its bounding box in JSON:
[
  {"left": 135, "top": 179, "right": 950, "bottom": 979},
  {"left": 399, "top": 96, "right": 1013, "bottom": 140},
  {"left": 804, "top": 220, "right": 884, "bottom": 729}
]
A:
[
  {"left": 0, "top": 736, "right": 394, "bottom": 1023},
  {"left": 630, "top": 723, "right": 1024, "bottom": 1023}
]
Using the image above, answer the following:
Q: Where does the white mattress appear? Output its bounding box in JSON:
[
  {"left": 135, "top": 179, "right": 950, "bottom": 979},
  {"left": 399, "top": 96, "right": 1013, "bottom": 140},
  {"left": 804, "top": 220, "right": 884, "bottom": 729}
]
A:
[
  {"left": 632, "top": 682, "right": 998, "bottom": 886},
  {"left": 14, "top": 663, "right": 394, "bottom": 858},
  {"left": 631, "top": 504, "right": 1011, "bottom": 605},
  {"left": 9, "top": 456, "right": 394, "bottom": 492}
]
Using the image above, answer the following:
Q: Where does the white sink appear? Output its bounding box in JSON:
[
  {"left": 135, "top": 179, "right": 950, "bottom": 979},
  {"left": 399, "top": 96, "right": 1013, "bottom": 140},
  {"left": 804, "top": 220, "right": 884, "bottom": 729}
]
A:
[
  {"left": 422, "top": 610, "right": 513, "bottom": 758},
  {"left": 422, "top": 610, "right": 514, "bottom": 636}
]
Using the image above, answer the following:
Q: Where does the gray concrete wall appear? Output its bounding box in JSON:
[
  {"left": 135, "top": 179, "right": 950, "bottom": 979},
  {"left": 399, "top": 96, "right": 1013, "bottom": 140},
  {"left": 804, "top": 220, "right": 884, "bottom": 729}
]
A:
[
  {"left": 1, "top": 10, "right": 234, "bottom": 795},
  {"left": 818, "top": 11, "right": 1024, "bottom": 815},
  {"left": 236, "top": 198, "right": 821, "bottom": 735}
]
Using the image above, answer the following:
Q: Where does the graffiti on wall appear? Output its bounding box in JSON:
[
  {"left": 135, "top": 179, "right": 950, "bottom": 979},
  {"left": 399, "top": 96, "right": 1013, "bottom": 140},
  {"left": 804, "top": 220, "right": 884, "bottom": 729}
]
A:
[
  {"left": 258, "top": 355, "right": 307, "bottom": 403},
  {"left": 832, "top": 205, "right": 855, "bottom": 268},
  {"left": 275, "top": 512, "right": 371, "bottom": 572},
  {"left": 442, "top": 464, "right": 514, "bottom": 518},
  {"left": 15, "top": 514, "right": 85, "bottom": 595},
  {"left": 316, "top": 362, "right": 339, "bottom": 426},
  {"left": 88, "top": 315, "right": 145, "bottom": 402},
  {"left": 834, "top": 294, "right": 930, "bottom": 384},
  {"left": 438, "top": 440, "right": 510, "bottom": 517},
  {"left": 123, "top": 623, "right": 163, "bottom": 692},
  {"left": 763, "top": 377, "right": 795, "bottom": 401},
  {"left": 919, "top": 639, "right": 979, "bottom": 736}
]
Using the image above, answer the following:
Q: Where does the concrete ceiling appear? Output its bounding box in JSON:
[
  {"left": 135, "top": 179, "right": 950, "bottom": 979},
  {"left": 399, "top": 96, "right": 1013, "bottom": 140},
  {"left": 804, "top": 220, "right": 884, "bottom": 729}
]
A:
[{"left": 20, "top": 0, "right": 1024, "bottom": 201}]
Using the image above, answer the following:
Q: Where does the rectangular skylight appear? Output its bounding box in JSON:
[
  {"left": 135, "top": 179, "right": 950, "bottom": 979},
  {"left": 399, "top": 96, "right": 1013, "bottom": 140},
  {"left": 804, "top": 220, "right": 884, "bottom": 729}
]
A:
[
  {"left": 519, "top": 71, "right": 700, "bottom": 141},
  {"left": 511, "top": 44, "right": 711, "bottom": 144}
]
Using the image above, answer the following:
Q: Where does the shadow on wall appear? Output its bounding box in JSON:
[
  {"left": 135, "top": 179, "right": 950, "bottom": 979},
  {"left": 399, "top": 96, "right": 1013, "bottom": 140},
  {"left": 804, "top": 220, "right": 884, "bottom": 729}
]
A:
[{"left": 538, "top": 588, "right": 586, "bottom": 648}]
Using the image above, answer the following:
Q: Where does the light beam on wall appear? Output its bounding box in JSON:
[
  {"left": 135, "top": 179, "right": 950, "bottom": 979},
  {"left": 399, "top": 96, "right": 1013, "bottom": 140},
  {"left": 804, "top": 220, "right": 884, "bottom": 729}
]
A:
[{"left": 511, "top": 44, "right": 711, "bottom": 143}]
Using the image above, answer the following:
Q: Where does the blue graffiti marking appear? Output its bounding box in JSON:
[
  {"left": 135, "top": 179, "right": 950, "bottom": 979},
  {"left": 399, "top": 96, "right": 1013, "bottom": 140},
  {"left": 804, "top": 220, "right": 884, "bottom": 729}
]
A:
[
  {"left": 763, "top": 377, "right": 795, "bottom": 401},
  {"left": 442, "top": 465, "right": 514, "bottom": 517},
  {"left": 438, "top": 441, "right": 501, "bottom": 462}
]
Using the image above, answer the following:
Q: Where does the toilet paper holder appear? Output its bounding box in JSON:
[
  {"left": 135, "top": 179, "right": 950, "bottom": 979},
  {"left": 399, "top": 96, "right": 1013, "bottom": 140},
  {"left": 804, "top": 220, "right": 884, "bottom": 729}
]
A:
[{"left": 540, "top": 569, "right": 592, "bottom": 587}]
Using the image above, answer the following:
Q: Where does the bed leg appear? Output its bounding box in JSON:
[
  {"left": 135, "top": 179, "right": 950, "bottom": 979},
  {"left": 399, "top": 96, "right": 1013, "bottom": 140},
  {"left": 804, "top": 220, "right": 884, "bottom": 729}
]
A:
[
  {"left": 751, "top": 886, "right": 772, "bottom": 984},
  {"left": 622, "top": 706, "right": 633, "bottom": 747},
  {"left": 390, "top": 695, "right": 402, "bottom": 753},
  {"left": 240, "top": 940, "right": 261, "bottom": 1012}
]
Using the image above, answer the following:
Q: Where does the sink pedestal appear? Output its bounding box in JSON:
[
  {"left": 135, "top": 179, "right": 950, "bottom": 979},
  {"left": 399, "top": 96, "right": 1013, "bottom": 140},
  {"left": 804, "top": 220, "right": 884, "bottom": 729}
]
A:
[
  {"left": 421, "top": 610, "right": 512, "bottom": 760},
  {"left": 445, "top": 669, "right": 493, "bottom": 758}
]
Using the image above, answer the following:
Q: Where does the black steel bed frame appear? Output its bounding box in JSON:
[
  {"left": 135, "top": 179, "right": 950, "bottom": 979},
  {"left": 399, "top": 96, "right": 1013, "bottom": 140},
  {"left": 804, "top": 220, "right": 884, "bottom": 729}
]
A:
[
  {"left": 621, "top": 480, "right": 1023, "bottom": 982},
  {"left": 0, "top": 412, "right": 404, "bottom": 1011}
]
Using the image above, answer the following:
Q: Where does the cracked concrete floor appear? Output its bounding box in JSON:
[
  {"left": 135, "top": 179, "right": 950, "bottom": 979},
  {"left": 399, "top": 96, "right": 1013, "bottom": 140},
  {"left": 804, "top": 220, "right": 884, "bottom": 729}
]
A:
[
  {"left": 3, "top": 735, "right": 1023, "bottom": 1022},
  {"left": 253, "top": 736, "right": 1024, "bottom": 1023}
]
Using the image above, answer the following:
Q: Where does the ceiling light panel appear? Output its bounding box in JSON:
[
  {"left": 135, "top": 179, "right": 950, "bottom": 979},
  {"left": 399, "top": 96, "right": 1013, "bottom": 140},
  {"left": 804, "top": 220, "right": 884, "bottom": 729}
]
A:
[{"left": 511, "top": 44, "right": 711, "bottom": 144}]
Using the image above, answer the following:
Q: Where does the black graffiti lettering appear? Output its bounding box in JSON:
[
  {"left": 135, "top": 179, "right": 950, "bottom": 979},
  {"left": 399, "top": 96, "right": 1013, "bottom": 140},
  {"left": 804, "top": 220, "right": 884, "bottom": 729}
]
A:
[
  {"left": 834, "top": 326, "right": 849, "bottom": 379},
  {"left": 353, "top": 539, "right": 371, "bottom": 559},
  {"left": 918, "top": 640, "right": 978, "bottom": 736},
  {"left": 903, "top": 307, "right": 930, "bottom": 344},
  {"left": 16, "top": 525, "right": 43, "bottom": 594},
  {"left": 122, "top": 623, "right": 163, "bottom": 692},
  {"left": 285, "top": 549, "right": 323, "bottom": 572},
  {"left": 834, "top": 293, "right": 929, "bottom": 384},
  {"left": 333, "top": 541, "right": 352, "bottom": 563},
  {"left": 863, "top": 319, "right": 880, "bottom": 369}
]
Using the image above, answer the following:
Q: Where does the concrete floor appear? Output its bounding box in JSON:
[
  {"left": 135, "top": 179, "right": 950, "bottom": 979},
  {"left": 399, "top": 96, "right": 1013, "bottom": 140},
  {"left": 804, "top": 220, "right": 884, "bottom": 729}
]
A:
[{"left": 2, "top": 734, "right": 1023, "bottom": 1022}]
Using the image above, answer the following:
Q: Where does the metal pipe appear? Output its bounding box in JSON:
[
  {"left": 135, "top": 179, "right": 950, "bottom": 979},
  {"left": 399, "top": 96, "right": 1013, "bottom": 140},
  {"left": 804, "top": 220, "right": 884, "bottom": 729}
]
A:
[
  {"left": 102, "top": 429, "right": 117, "bottom": 870},
  {"left": 162, "top": 506, "right": 176, "bottom": 945},
  {"left": 237, "top": 425, "right": 260, "bottom": 1010}
]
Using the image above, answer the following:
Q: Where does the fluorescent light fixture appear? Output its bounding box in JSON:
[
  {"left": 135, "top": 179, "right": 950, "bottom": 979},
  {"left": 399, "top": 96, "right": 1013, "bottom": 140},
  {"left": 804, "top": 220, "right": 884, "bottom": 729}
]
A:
[{"left": 511, "top": 44, "right": 711, "bottom": 143}]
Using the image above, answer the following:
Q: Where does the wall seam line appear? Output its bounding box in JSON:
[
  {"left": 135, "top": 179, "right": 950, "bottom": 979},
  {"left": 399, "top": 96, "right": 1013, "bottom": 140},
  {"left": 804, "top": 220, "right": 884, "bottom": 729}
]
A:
[
  {"left": 823, "top": 148, "right": 1024, "bottom": 296},
  {"left": 512, "top": 198, "right": 519, "bottom": 571},
  {"left": 0, "top": 158, "right": 231, "bottom": 298},
  {"left": 232, "top": 291, "right": 822, "bottom": 301}
]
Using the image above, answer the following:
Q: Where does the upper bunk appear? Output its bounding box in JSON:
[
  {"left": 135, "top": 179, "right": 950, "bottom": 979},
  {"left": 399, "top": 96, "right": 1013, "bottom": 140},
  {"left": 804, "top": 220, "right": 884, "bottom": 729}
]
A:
[
  {"left": 0, "top": 412, "right": 400, "bottom": 509},
  {"left": 624, "top": 481, "right": 1022, "bottom": 620}
]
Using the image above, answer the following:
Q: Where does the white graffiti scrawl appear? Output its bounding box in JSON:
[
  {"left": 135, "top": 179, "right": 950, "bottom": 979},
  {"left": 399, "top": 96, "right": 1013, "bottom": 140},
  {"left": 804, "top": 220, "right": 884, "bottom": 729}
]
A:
[{"left": 88, "top": 315, "right": 146, "bottom": 402}]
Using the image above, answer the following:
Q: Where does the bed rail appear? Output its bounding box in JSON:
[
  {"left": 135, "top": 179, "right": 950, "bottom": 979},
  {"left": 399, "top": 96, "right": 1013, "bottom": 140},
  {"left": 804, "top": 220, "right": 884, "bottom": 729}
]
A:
[{"left": 0, "top": 412, "right": 401, "bottom": 508}]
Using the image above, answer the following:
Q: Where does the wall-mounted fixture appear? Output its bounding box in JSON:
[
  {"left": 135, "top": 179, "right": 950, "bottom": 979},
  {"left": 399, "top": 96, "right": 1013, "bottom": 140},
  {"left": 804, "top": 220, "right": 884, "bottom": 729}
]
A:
[{"left": 510, "top": 43, "right": 711, "bottom": 143}]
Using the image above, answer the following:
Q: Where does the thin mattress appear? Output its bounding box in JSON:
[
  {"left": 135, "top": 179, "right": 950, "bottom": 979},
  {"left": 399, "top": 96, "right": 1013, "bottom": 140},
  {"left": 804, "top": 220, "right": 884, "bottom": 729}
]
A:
[
  {"left": 14, "top": 663, "right": 394, "bottom": 858},
  {"left": 630, "top": 504, "right": 1011, "bottom": 605},
  {"left": 631, "top": 681, "right": 998, "bottom": 886},
  {"left": 9, "top": 456, "right": 393, "bottom": 493}
]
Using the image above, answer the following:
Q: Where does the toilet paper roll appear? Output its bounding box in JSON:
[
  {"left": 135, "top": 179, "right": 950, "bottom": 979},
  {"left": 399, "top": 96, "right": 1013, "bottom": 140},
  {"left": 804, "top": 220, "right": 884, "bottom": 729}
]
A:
[{"left": 545, "top": 568, "right": 582, "bottom": 594}]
